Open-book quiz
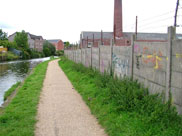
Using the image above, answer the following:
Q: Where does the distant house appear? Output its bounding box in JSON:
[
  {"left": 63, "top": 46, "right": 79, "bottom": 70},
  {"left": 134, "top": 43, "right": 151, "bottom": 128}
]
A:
[
  {"left": 47, "top": 39, "right": 64, "bottom": 51},
  {"left": 8, "top": 32, "right": 44, "bottom": 52}
]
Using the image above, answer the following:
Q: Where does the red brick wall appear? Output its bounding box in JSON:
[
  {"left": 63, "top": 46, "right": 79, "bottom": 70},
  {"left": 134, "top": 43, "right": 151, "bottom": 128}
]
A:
[
  {"left": 81, "top": 38, "right": 133, "bottom": 47},
  {"left": 81, "top": 39, "right": 111, "bottom": 48},
  {"left": 57, "top": 40, "right": 64, "bottom": 50},
  {"left": 52, "top": 40, "right": 64, "bottom": 51},
  {"left": 115, "top": 38, "right": 130, "bottom": 46}
]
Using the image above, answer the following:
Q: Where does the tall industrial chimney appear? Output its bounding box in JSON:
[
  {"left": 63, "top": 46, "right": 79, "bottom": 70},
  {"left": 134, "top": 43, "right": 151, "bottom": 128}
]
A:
[{"left": 114, "top": 0, "right": 123, "bottom": 38}]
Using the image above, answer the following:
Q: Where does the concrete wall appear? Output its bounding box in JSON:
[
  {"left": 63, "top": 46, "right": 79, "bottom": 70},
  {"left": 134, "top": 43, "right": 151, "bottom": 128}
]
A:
[
  {"left": 85, "top": 48, "right": 91, "bottom": 67},
  {"left": 100, "top": 46, "right": 111, "bottom": 73},
  {"left": 81, "top": 49, "right": 86, "bottom": 66},
  {"left": 113, "top": 46, "right": 131, "bottom": 78},
  {"left": 133, "top": 42, "right": 168, "bottom": 95},
  {"left": 92, "top": 47, "right": 100, "bottom": 70},
  {"left": 171, "top": 40, "right": 182, "bottom": 114},
  {"left": 64, "top": 27, "right": 182, "bottom": 114},
  {"left": 76, "top": 49, "right": 81, "bottom": 63}
]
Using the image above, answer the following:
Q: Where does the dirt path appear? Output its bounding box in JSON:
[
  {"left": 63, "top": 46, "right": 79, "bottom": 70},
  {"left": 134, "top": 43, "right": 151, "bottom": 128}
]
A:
[{"left": 35, "top": 60, "right": 107, "bottom": 136}]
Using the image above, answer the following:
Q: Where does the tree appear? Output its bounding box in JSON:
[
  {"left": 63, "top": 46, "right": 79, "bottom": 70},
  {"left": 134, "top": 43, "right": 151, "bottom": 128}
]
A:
[
  {"left": 64, "top": 41, "right": 70, "bottom": 49},
  {"left": 0, "top": 29, "right": 7, "bottom": 41},
  {"left": 43, "top": 41, "right": 56, "bottom": 57},
  {"left": 0, "top": 40, "right": 16, "bottom": 49},
  {"left": 14, "top": 30, "right": 28, "bottom": 50}
]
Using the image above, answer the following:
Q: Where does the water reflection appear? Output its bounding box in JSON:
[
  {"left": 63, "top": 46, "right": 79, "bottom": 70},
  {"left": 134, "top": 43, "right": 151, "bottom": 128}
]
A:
[{"left": 0, "top": 57, "right": 50, "bottom": 106}]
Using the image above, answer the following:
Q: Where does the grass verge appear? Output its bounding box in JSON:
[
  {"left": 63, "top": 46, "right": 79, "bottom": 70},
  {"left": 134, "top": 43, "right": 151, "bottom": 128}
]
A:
[
  {"left": 4, "top": 82, "right": 21, "bottom": 101},
  {"left": 0, "top": 60, "right": 49, "bottom": 136},
  {"left": 59, "top": 57, "right": 182, "bottom": 136}
]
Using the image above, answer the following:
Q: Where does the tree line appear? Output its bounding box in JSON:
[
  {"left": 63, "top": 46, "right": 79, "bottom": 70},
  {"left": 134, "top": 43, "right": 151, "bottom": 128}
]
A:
[{"left": 0, "top": 29, "right": 57, "bottom": 60}]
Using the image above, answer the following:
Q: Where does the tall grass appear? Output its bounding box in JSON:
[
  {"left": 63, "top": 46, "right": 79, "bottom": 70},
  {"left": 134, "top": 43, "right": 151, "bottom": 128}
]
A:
[{"left": 59, "top": 57, "right": 182, "bottom": 136}]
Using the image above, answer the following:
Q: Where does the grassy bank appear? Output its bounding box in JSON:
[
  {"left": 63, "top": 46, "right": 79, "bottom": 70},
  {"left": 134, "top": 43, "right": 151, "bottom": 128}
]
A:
[
  {"left": 59, "top": 57, "right": 182, "bottom": 136},
  {"left": 0, "top": 60, "right": 49, "bottom": 136},
  {"left": 4, "top": 82, "right": 21, "bottom": 101}
]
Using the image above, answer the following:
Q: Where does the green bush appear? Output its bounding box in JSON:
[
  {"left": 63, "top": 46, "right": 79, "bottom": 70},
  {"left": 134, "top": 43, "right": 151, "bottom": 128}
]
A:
[
  {"left": 0, "top": 52, "right": 19, "bottom": 61},
  {"left": 22, "top": 50, "right": 30, "bottom": 59},
  {"left": 28, "top": 49, "right": 43, "bottom": 59},
  {"left": 56, "top": 50, "right": 64, "bottom": 56},
  {"left": 0, "top": 40, "right": 17, "bottom": 49},
  {"left": 43, "top": 41, "right": 56, "bottom": 57}
]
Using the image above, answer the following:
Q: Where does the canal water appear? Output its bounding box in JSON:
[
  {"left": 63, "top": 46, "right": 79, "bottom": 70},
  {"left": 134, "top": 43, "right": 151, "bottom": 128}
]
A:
[{"left": 0, "top": 57, "right": 50, "bottom": 107}]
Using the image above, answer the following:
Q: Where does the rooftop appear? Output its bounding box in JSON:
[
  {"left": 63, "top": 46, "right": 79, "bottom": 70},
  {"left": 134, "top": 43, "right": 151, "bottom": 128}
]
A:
[
  {"left": 81, "top": 31, "right": 182, "bottom": 41},
  {"left": 47, "top": 39, "right": 62, "bottom": 43}
]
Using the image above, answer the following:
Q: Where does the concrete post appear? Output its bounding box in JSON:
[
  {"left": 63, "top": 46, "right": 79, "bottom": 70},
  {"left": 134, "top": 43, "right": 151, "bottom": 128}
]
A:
[
  {"left": 85, "top": 49, "right": 87, "bottom": 67},
  {"left": 81, "top": 48, "right": 83, "bottom": 65},
  {"left": 73, "top": 48, "right": 75, "bottom": 62},
  {"left": 99, "top": 45, "right": 101, "bottom": 72},
  {"left": 131, "top": 35, "right": 136, "bottom": 80},
  {"left": 75, "top": 48, "right": 77, "bottom": 63},
  {"left": 110, "top": 38, "right": 114, "bottom": 76},
  {"left": 166, "top": 26, "right": 176, "bottom": 102},
  {"left": 91, "top": 46, "right": 93, "bottom": 68},
  {"left": 73, "top": 50, "right": 74, "bottom": 61}
]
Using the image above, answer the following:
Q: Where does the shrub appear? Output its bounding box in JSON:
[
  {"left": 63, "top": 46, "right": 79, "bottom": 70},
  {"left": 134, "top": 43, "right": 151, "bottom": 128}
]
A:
[
  {"left": 43, "top": 41, "right": 56, "bottom": 57},
  {"left": 56, "top": 50, "right": 64, "bottom": 56}
]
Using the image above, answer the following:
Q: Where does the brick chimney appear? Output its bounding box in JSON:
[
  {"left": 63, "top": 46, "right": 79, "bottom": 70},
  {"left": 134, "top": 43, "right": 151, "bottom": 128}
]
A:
[{"left": 114, "top": 0, "right": 123, "bottom": 38}]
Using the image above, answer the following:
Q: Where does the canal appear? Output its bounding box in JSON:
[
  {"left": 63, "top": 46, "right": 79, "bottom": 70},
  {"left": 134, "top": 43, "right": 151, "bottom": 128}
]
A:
[{"left": 0, "top": 57, "right": 50, "bottom": 106}]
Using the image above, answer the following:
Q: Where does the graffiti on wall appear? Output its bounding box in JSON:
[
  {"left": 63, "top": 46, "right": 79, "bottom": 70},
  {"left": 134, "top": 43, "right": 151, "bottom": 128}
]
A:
[
  {"left": 142, "top": 47, "right": 163, "bottom": 69},
  {"left": 176, "top": 53, "right": 182, "bottom": 68},
  {"left": 134, "top": 45, "right": 164, "bottom": 70},
  {"left": 136, "top": 55, "right": 142, "bottom": 69},
  {"left": 176, "top": 54, "right": 182, "bottom": 58},
  {"left": 112, "top": 54, "right": 129, "bottom": 77},
  {"left": 134, "top": 44, "right": 140, "bottom": 53}
]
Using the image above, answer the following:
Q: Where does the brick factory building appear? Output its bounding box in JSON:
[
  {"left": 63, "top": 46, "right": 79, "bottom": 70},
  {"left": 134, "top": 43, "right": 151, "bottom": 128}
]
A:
[
  {"left": 80, "top": 0, "right": 180, "bottom": 48},
  {"left": 48, "top": 39, "right": 64, "bottom": 51}
]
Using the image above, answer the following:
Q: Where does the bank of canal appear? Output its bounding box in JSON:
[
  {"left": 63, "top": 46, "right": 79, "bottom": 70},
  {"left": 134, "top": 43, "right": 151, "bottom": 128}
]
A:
[{"left": 0, "top": 57, "right": 50, "bottom": 106}]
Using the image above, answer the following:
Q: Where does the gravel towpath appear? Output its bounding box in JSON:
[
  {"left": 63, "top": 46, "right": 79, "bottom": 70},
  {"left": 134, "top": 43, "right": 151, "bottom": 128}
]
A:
[{"left": 35, "top": 60, "right": 107, "bottom": 136}]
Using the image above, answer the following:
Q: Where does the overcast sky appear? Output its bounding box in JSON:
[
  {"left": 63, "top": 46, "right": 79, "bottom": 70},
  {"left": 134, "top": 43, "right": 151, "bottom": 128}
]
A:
[{"left": 0, "top": 0, "right": 181, "bottom": 43}]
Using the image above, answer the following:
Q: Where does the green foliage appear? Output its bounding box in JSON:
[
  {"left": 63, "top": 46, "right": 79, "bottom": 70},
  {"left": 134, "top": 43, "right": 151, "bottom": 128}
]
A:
[
  {"left": 4, "top": 82, "right": 21, "bottom": 101},
  {"left": 59, "top": 57, "right": 182, "bottom": 136},
  {"left": 0, "top": 30, "right": 46, "bottom": 60},
  {"left": 27, "top": 49, "right": 44, "bottom": 59},
  {"left": 55, "top": 50, "right": 64, "bottom": 56},
  {"left": 0, "top": 60, "right": 49, "bottom": 136},
  {"left": 0, "top": 29, "right": 14, "bottom": 48},
  {"left": 0, "top": 40, "right": 15, "bottom": 48},
  {"left": 21, "top": 50, "right": 30, "bottom": 60},
  {"left": 0, "top": 29, "right": 7, "bottom": 41},
  {"left": 64, "top": 41, "right": 70, "bottom": 48},
  {"left": 0, "top": 52, "right": 19, "bottom": 61},
  {"left": 43, "top": 41, "right": 56, "bottom": 57},
  {"left": 14, "top": 30, "right": 28, "bottom": 50}
]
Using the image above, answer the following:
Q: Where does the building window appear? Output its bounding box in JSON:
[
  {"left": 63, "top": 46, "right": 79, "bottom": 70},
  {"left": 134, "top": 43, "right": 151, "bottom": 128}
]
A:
[{"left": 88, "top": 42, "right": 93, "bottom": 48}]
